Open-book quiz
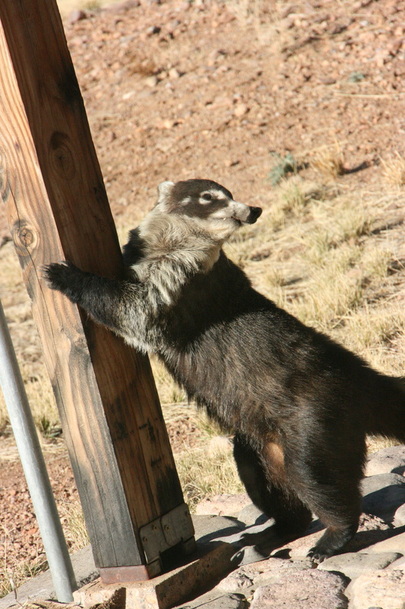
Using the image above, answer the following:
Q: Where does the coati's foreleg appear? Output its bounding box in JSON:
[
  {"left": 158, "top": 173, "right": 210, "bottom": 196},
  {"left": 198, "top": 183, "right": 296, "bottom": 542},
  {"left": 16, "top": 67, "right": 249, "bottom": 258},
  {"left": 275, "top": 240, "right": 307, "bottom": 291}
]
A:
[
  {"left": 43, "top": 262, "right": 137, "bottom": 337},
  {"left": 233, "top": 435, "right": 312, "bottom": 538}
]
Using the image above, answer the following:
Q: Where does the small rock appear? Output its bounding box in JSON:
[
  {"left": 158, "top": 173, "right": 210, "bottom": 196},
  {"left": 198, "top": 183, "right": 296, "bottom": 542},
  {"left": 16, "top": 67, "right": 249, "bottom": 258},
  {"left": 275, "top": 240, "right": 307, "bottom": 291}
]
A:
[
  {"left": 192, "top": 514, "right": 245, "bottom": 544},
  {"left": 161, "top": 119, "right": 175, "bottom": 129},
  {"left": 146, "top": 25, "right": 161, "bottom": 36},
  {"left": 319, "top": 551, "right": 401, "bottom": 579},
  {"left": 347, "top": 569, "right": 405, "bottom": 609},
  {"left": 145, "top": 76, "right": 159, "bottom": 87},
  {"left": 234, "top": 103, "right": 249, "bottom": 117},
  {"left": 224, "top": 159, "right": 241, "bottom": 168},
  {"left": 373, "top": 49, "right": 389, "bottom": 67},
  {"left": 250, "top": 569, "right": 348, "bottom": 609},
  {"left": 122, "top": 91, "right": 136, "bottom": 100},
  {"left": 362, "top": 473, "right": 405, "bottom": 520},
  {"left": 196, "top": 492, "right": 250, "bottom": 517},
  {"left": 368, "top": 531, "right": 405, "bottom": 554},
  {"left": 238, "top": 503, "right": 270, "bottom": 527},
  {"left": 394, "top": 504, "right": 405, "bottom": 527},
  {"left": 365, "top": 446, "right": 405, "bottom": 476},
  {"left": 168, "top": 68, "right": 181, "bottom": 79},
  {"left": 388, "top": 38, "right": 403, "bottom": 57},
  {"left": 176, "top": 591, "right": 246, "bottom": 609},
  {"left": 319, "top": 76, "right": 337, "bottom": 85},
  {"left": 68, "top": 9, "right": 87, "bottom": 24}
]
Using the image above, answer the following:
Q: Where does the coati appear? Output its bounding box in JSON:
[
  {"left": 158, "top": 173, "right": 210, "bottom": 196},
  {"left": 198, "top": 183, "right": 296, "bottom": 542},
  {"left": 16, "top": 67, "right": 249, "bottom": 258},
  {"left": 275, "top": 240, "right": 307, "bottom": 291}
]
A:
[{"left": 44, "top": 179, "right": 405, "bottom": 561}]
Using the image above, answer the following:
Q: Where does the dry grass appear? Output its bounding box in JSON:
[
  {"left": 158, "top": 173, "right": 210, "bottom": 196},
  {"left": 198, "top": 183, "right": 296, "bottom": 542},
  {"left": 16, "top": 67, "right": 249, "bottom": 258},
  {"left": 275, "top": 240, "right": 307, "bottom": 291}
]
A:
[
  {"left": 0, "top": 245, "right": 58, "bottom": 434},
  {"left": 227, "top": 0, "right": 281, "bottom": 43},
  {"left": 335, "top": 306, "right": 405, "bottom": 372},
  {"left": 175, "top": 441, "right": 244, "bottom": 513},
  {"left": 58, "top": 502, "right": 90, "bottom": 550},
  {"left": 81, "top": 0, "right": 102, "bottom": 10},
  {"left": 0, "top": 557, "right": 49, "bottom": 600},
  {"left": 381, "top": 152, "right": 405, "bottom": 188},
  {"left": 224, "top": 180, "right": 405, "bottom": 398},
  {"left": 309, "top": 142, "right": 345, "bottom": 179},
  {"left": 150, "top": 356, "right": 187, "bottom": 405}
]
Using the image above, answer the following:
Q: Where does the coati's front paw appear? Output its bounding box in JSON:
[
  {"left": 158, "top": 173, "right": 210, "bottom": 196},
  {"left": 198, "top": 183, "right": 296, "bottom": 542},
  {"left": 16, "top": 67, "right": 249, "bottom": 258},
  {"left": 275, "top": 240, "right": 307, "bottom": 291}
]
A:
[
  {"left": 307, "top": 546, "right": 327, "bottom": 565},
  {"left": 43, "top": 261, "right": 83, "bottom": 302},
  {"left": 43, "top": 261, "right": 77, "bottom": 290}
]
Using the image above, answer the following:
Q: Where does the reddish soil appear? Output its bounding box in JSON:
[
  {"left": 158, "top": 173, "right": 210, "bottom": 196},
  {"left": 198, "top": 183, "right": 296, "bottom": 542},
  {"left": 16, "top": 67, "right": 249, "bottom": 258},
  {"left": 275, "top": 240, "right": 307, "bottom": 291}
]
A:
[
  {"left": 0, "top": 0, "right": 404, "bottom": 593},
  {"left": 0, "top": 443, "right": 78, "bottom": 583},
  {"left": 67, "top": 0, "right": 404, "bottom": 217}
]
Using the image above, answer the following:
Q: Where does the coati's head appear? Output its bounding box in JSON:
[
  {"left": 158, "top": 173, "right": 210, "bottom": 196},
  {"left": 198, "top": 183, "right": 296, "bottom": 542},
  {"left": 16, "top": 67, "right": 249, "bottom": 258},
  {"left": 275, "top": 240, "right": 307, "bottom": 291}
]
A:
[
  {"left": 154, "top": 179, "right": 262, "bottom": 241},
  {"left": 124, "top": 179, "right": 262, "bottom": 270}
]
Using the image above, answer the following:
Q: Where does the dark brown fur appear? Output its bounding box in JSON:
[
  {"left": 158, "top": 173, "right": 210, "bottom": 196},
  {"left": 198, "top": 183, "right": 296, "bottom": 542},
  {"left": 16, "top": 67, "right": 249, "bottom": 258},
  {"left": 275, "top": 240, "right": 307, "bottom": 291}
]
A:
[{"left": 44, "top": 179, "right": 405, "bottom": 561}]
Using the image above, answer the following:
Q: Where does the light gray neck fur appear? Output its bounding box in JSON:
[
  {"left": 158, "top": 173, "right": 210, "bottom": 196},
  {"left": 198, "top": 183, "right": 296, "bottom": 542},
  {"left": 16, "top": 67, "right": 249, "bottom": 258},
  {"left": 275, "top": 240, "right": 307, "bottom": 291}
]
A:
[{"left": 132, "top": 208, "right": 221, "bottom": 308}]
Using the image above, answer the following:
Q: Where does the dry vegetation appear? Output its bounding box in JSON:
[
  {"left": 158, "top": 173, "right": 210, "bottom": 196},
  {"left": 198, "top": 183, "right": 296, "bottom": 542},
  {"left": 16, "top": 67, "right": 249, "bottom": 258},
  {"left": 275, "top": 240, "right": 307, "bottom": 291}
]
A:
[
  {"left": 1, "top": 0, "right": 405, "bottom": 597},
  {"left": 381, "top": 153, "right": 405, "bottom": 189}
]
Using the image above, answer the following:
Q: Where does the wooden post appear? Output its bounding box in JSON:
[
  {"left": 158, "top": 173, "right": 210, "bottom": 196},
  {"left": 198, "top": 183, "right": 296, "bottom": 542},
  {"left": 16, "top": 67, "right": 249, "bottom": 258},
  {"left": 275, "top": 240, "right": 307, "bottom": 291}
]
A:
[{"left": 0, "top": 0, "right": 194, "bottom": 582}]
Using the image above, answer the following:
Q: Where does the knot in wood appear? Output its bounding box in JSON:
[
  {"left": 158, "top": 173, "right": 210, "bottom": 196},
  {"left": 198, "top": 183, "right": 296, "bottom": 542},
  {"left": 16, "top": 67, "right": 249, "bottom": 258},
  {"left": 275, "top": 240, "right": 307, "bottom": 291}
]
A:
[
  {"left": 50, "top": 132, "right": 76, "bottom": 180},
  {"left": 19, "top": 226, "right": 34, "bottom": 247},
  {"left": 12, "top": 220, "right": 38, "bottom": 262}
]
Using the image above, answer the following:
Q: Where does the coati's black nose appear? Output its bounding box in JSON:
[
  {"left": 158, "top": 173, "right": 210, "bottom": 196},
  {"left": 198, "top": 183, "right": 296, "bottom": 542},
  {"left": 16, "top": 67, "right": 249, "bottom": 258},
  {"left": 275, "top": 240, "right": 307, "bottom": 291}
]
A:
[{"left": 246, "top": 206, "right": 262, "bottom": 224}]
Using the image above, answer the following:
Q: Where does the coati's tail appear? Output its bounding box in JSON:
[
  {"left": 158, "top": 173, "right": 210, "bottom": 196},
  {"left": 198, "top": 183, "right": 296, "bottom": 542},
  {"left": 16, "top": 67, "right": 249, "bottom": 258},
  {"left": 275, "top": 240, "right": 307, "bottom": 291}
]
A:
[{"left": 366, "top": 374, "right": 405, "bottom": 442}]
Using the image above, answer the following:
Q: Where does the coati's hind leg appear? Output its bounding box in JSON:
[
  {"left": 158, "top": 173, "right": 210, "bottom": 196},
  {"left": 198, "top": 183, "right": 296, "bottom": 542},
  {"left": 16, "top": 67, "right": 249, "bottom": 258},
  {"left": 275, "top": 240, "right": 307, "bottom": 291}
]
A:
[
  {"left": 234, "top": 433, "right": 361, "bottom": 562},
  {"left": 303, "top": 477, "right": 361, "bottom": 562},
  {"left": 288, "top": 441, "right": 364, "bottom": 562},
  {"left": 307, "top": 522, "right": 358, "bottom": 562},
  {"left": 233, "top": 434, "right": 312, "bottom": 539}
]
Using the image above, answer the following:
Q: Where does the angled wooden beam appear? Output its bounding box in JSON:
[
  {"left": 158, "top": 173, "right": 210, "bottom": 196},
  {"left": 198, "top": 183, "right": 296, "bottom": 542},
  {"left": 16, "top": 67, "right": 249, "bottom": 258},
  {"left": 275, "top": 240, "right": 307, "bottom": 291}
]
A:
[{"left": 0, "top": 0, "right": 194, "bottom": 582}]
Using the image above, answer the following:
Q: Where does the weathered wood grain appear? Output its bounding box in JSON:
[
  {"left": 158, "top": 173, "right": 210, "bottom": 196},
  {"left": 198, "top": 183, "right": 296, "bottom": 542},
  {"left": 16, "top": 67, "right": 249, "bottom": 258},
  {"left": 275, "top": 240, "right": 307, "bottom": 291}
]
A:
[{"left": 0, "top": 0, "right": 188, "bottom": 573}]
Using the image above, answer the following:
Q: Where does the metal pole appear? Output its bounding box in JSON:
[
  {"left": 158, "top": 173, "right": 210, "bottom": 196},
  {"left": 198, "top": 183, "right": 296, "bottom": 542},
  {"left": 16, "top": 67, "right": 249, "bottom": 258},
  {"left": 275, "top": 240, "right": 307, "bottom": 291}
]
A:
[{"left": 0, "top": 298, "right": 76, "bottom": 602}]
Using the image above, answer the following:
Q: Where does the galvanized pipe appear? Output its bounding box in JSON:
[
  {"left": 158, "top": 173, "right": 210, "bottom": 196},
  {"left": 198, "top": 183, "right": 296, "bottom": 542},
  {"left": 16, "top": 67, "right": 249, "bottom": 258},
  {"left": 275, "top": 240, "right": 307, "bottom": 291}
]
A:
[{"left": 0, "top": 298, "right": 76, "bottom": 602}]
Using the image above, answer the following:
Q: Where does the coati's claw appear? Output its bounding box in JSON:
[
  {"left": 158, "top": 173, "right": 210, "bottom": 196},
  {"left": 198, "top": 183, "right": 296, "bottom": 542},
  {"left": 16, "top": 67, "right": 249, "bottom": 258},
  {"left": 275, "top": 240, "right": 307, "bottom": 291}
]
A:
[
  {"left": 43, "top": 262, "right": 82, "bottom": 299},
  {"left": 307, "top": 547, "right": 326, "bottom": 565}
]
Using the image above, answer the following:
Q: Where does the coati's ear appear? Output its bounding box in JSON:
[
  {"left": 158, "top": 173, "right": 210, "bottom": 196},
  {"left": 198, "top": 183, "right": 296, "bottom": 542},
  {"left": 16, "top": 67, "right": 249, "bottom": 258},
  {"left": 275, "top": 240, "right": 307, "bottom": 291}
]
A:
[{"left": 157, "top": 181, "right": 175, "bottom": 204}]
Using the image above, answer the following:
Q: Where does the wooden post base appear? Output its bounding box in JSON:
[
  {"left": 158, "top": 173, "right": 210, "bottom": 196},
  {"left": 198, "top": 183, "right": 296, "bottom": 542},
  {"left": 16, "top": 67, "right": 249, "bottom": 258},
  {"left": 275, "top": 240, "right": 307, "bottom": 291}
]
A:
[
  {"left": 98, "top": 537, "right": 197, "bottom": 584},
  {"left": 74, "top": 541, "right": 236, "bottom": 609}
]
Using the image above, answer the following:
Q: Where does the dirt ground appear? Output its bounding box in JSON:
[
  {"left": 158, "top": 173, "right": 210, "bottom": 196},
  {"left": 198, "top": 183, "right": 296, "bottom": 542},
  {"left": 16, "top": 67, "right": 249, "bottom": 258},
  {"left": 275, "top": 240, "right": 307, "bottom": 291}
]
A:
[{"left": 0, "top": 0, "right": 404, "bottom": 594}]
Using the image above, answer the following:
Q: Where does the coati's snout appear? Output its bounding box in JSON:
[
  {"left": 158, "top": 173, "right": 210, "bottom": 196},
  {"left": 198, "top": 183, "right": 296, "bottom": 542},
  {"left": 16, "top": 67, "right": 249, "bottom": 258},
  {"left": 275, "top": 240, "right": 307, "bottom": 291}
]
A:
[{"left": 238, "top": 205, "right": 262, "bottom": 225}]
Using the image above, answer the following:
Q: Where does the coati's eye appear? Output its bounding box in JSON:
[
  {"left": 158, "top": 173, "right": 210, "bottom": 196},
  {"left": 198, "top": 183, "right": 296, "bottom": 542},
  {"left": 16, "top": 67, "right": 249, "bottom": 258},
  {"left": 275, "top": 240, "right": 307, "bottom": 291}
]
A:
[{"left": 201, "top": 192, "right": 213, "bottom": 202}]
